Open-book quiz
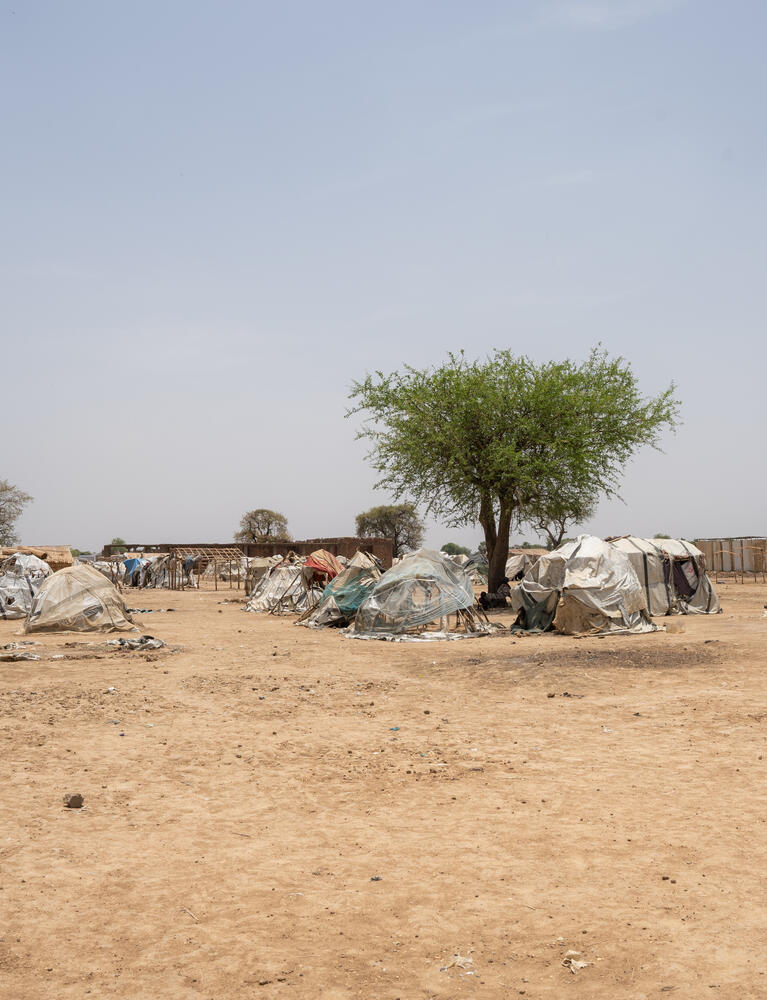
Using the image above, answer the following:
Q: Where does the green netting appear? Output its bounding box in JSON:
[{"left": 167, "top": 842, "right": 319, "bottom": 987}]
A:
[{"left": 351, "top": 549, "right": 475, "bottom": 636}]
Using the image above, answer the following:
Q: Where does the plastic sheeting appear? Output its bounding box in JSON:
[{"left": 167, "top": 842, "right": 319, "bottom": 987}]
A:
[
  {"left": 304, "top": 549, "right": 343, "bottom": 581},
  {"left": 349, "top": 549, "right": 475, "bottom": 637},
  {"left": 25, "top": 564, "right": 135, "bottom": 633},
  {"left": 244, "top": 561, "right": 322, "bottom": 614},
  {"left": 0, "top": 554, "right": 52, "bottom": 620},
  {"left": 510, "top": 535, "right": 657, "bottom": 635},
  {"left": 297, "top": 556, "right": 382, "bottom": 628},
  {"left": 609, "top": 536, "right": 720, "bottom": 616}
]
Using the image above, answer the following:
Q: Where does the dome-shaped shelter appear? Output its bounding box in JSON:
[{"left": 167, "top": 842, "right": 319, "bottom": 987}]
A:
[
  {"left": 349, "top": 549, "right": 487, "bottom": 639},
  {"left": 25, "top": 564, "right": 135, "bottom": 633}
]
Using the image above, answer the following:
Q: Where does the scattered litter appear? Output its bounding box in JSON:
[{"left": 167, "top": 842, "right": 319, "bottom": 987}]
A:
[
  {"left": 63, "top": 793, "right": 84, "bottom": 809},
  {"left": 389, "top": 726, "right": 400, "bottom": 731},
  {"left": 0, "top": 651, "right": 40, "bottom": 661},
  {"left": 440, "top": 954, "right": 474, "bottom": 973},
  {"left": 105, "top": 686, "right": 116, "bottom": 694},
  {"left": 562, "top": 949, "right": 589, "bottom": 973},
  {"left": 1, "top": 641, "right": 38, "bottom": 650},
  {"left": 106, "top": 635, "right": 166, "bottom": 651},
  {"left": 126, "top": 608, "right": 175, "bottom": 614},
  {"left": 602, "top": 727, "right": 614, "bottom": 733},
  {"left": 370, "top": 876, "right": 383, "bottom": 882}
]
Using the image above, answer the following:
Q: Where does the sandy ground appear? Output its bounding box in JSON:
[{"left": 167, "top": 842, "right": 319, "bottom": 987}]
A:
[{"left": 1, "top": 580, "right": 766, "bottom": 1000}]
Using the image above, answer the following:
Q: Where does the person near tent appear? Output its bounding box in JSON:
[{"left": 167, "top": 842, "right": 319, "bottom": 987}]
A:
[{"left": 479, "top": 577, "right": 511, "bottom": 609}]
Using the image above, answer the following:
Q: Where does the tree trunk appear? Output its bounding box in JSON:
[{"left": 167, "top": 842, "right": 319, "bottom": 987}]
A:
[
  {"left": 487, "top": 502, "right": 513, "bottom": 593},
  {"left": 478, "top": 492, "right": 497, "bottom": 566}
]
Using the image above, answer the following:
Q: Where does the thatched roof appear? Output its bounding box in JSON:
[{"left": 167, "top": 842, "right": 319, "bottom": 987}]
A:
[{"left": 1, "top": 545, "right": 74, "bottom": 573}]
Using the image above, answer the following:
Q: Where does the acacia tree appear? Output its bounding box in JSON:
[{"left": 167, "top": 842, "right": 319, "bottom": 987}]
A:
[
  {"left": 355, "top": 503, "right": 424, "bottom": 558},
  {"left": 522, "top": 478, "right": 597, "bottom": 550},
  {"left": 441, "top": 542, "right": 471, "bottom": 556},
  {"left": 0, "top": 480, "right": 33, "bottom": 545},
  {"left": 348, "top": 348, "right": 679, "bottom": 592},
  {"left": 235, "top": 509, "right": 290, "bottom": 543}
]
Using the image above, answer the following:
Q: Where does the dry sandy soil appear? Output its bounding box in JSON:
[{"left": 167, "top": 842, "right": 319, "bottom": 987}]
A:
[{"left": 1, "top": 580, "right": 766, "bottom": 1000}]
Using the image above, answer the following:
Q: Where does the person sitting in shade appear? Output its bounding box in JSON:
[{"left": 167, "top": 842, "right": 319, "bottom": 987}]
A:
[{"left": 478, "top": 577, "right": 512, "bottom": 610}]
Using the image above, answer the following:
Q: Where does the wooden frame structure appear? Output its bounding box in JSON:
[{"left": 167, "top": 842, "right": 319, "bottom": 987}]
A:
[{"left": 169, "top": 545, "right": 245, "bottom": 591}]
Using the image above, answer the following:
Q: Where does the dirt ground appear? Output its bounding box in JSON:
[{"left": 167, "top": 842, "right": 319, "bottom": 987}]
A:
[{"left": 1, "top": 580, "right": 766, "bottom": 1000}]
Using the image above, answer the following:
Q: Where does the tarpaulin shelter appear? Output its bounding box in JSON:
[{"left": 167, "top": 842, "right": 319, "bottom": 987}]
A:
[
  {"left": 0, "top": 546, "right": 73, "bottom": 573},
  {"left": 25, "top": 564, "right": 135, "bottom": 633},
  {"left": 608, "top": 536, "right": 720, "bottom": 615},
  {"left": 348, "top": 549, "right": 488, "bottom": 639},
  {"left": 505, "top": 548, "right": 547, "bottom": 581},
  {"left": 510, "top": 535, "right": 657, "bottom": 636},
  {"left": 297, "top": 551, "right": 382, "bottom": 628},
  {"left": 244, "top": 558, "right": 323, "bottom": 615},
  {"left": 304, "top": 549, "right": 343, "bottom": 581},
  {"left": 0, "top": 553, "right": 52, "bottom": 620}
]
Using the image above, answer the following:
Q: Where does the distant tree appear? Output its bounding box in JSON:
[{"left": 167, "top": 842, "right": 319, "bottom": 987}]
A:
[
  {"left": 0, "top": 480, "right": 33, "bottom": 546},
  {"left": 441, "top": 542, "right": 471, "bottom": 556},
  {"left": 522, "top": 479, "right": 597, "bottom": 550},
  {"left": 70, "top": 548, "right": 83, "bottom": 558},
  {"left": 546, "top": 536, "right": 575, "bottom": 551},
  {"left": 235, "top": 509, "right": 291, "bottom": 543},
  {"left": 110, "top": 537, "right": 127, "bottom": 554},
  {"left": 477, "top": 541, "right": 487, "bottom": 557},
  {"left": 355, "top": 503, "right": 424, "bottom": 558},
  {"left": 348, "top": 348, "right": 679, "bottom": 592},
  {"left": 653, "top": 532, "right": 671, "bottom": 539}
]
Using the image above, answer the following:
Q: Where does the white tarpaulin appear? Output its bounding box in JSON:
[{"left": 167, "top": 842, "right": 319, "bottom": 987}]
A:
[
  {"left": 510, "top": 535, "right": 657, "bottom": 635},
  {"left": 0, "top": 554, "right": 52, "bottom": 620},
  {"left": 25, "top": 564, "right": 135, "bottom": 633}
]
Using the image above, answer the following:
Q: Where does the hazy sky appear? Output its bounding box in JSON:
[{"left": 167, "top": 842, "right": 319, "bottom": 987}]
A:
[{"left": 3, "top": 1, "right": 765, "bottom": 552}]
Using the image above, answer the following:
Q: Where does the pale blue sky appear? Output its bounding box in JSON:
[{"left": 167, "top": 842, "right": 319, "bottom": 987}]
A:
[{"left": 3, "top": 1, "right": 765, "bottom": 551}]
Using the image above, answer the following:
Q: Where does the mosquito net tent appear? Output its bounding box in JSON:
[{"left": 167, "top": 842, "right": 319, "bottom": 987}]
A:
[
  {"left": 25, "top": 564, "right": 135, "bottom": 633},
  {"left": 348, "top": 549, "right": 485, "bottom": 639}
]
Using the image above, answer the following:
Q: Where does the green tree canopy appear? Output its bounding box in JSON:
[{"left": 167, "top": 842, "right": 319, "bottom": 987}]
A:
[
  {"left": 348, "top": 348, "right": 679, "bottom": 591},
  {"left": 109, "top": 537, "right": 127, "bottom": 554},
  {"left": 355, "top": 503, "right": 424, "bottom": 558},
  {"left": 0, "top": 479, "right": 33, "bottom": 546},
  {"left": 441, "top": 542, "right": 471, "bottom": 556},
  {"left": 235, "top": 509, "right": 291, "bottom": 543}
]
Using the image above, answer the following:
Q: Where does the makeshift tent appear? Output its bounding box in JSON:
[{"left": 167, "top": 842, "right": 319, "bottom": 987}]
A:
[
  {"left": 348, "top": 549, "right": 489, "bottom": 639},
  {"left": 608, "top": 537, "right": 720, "bottom": 615},
  {"left": 297, "top": 551, "right": 382, "bottom": 628},
  {"left": 304, "top": 549, "right": 343, "bottom": 582},
  {"left": 0, "top": 553, "right": 52, "bottom": 620},
  {"left": 0, "top": 545, "right": 73, "bottom": 573},
  {"left": 464, "top": 551, "right": 489, "bottom": 585},
  {"left": 505, "top": 548, "right": 547, "bottom": 581},
  {"left": 244, "top": 559, "right": 323, "bottom": 615},
  {"left": 25, "top": 564, "right": 135, "bottom": 633},
  {"left": 509, "top": 535, "right": 657, "bottom": 636}
]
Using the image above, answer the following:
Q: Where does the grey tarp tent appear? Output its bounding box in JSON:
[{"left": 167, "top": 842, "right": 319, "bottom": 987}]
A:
[
  {"left": 509, "top": 535, "right": 657, "bottom": 636},
  {"left": 608, "top": 536, "right": 720, "bottom": 615},
  {"left": 25, "top": 564, "right": 135, "bottom": 633},
  {"left": 0, "top": 553, "right": 52, "bottom": 620}
]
